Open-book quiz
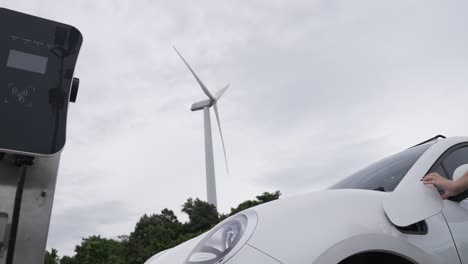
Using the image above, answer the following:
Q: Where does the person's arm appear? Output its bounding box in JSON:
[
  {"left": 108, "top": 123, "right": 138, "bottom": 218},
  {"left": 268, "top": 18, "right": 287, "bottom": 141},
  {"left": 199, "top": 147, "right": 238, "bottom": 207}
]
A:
[{"left": 423, "top": 171, "right": 468, "bottom": 199}]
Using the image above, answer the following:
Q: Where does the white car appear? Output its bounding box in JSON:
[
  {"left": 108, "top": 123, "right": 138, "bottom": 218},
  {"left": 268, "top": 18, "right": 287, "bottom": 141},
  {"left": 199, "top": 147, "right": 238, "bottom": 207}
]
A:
[{"left": 145, "top": 136, "right": 468, "bottom": 264}]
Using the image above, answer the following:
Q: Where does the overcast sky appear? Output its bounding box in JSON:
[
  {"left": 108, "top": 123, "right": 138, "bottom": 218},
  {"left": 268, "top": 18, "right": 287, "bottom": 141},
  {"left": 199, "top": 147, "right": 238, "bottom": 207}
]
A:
[{"left": 2, "top": 0, "right": 468, "bottom": 256}]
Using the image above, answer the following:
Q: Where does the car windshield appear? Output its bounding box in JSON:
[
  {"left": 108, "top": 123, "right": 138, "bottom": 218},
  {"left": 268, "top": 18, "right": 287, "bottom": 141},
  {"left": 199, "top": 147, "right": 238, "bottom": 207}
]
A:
[{"left": 331, "top": 143, "right": 433, "bottom": 192}]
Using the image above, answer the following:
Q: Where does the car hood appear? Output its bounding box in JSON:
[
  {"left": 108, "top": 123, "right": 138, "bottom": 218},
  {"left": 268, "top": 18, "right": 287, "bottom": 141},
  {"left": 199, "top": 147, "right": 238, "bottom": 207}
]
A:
[
  {"left": 246, "top": 189, "right": 399, "bottom": 263},
  {"left": 147, "top": 189, "right": 419, "bottom": 264}
]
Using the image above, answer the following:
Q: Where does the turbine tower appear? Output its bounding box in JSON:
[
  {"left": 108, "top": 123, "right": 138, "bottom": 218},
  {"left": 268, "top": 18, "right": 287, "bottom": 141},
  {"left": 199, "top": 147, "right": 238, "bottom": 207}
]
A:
[{"left": 174, "top": 47, "right": 229, "bottom": 208}]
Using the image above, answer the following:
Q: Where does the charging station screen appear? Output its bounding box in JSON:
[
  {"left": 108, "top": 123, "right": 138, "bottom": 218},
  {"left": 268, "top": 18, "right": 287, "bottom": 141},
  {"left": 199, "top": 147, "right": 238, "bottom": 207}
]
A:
[
  {"left": 0, "top": 8, "right": 82, "bottom": 155},
  {"left": 7, "top": 49, "right": 48, "bottom": 74}
]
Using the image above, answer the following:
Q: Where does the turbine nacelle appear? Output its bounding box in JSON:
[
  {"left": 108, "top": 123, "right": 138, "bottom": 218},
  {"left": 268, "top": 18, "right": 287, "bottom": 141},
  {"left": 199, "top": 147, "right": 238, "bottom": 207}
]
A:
[
  {"left": 191, "top": 99, "right": 213, "bottom": 111},
  {"left": 191, "top": 84, "right": 230, "bottom": 111}
]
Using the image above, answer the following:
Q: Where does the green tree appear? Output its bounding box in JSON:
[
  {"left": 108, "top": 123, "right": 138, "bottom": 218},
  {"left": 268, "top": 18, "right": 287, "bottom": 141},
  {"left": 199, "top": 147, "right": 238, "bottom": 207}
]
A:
[
  {"left": 124, "top": 209, "right": 183, "bottom": 264},
  {"left": 44, "top": 248, "right": 59, "bottom": 264},
  {"left": 59, "top": 256, "right": 77, "bottom": 264},
  {"left": 182, "top": 198, "right": 219, "bottom": 233},
  {"left": 73, "top": 235, "right": 124, "bottom": 264},
  {"left": 229, "top": 191, "right": 281, "bottom": 216}
]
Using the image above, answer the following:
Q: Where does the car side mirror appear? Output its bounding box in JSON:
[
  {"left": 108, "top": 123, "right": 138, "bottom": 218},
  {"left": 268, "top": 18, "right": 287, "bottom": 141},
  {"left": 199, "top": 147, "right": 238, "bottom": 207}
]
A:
[
  {"left": 453, "top": 164, "right": 468, "bottom": 181},
  {"left": 449, "top": 164, "right": 468, "bottom": 202}
]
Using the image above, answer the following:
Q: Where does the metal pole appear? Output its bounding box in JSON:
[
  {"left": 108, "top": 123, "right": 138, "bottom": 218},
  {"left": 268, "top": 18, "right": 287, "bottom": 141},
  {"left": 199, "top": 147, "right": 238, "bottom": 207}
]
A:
[{"left": 203, "top": 106, "right": 217, "bottom": 207}]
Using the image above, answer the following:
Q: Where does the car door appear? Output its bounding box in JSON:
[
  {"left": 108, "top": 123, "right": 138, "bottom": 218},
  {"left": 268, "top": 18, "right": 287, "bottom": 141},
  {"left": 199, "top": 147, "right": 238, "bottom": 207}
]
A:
[{"left": 429, "top": 144, "right": 468, "bottom": 263}]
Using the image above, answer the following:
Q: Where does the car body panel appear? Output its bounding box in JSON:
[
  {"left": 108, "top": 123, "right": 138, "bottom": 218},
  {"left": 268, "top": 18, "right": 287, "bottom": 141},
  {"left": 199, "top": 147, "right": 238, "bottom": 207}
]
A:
[
  {"left": 146, "top": 189, "right": 462, "bottom": 264},
  {"left": 247, "top": 189, "right": 460, "bottom": 264},
  {"left": 442, "top": 200, "right": 468, "bottom": 263},
  {"left": 384, "top": 137, "right": 468, "bottom": 227},
  {"left": 227, "top": 244, "right": 282, "bottom": 264}
]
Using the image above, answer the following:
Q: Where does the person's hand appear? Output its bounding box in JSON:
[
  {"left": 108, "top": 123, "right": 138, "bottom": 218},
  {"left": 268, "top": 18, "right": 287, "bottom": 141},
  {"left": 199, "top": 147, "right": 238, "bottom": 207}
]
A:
[{"left": 423, "top": 172, "right": 462, "bottom": 199}]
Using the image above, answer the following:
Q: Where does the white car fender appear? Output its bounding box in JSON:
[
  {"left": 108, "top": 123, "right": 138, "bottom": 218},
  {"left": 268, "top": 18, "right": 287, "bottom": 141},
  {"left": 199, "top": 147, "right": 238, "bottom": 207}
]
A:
[{"left": 247, "top": 189, "right": 459, "bottom": 264}]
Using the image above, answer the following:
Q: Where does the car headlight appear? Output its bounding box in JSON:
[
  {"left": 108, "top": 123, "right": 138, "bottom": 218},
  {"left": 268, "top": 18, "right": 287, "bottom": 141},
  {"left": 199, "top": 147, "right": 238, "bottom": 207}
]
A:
[{"left": 185, "top": 210, "right": 257, "bottom": 264}]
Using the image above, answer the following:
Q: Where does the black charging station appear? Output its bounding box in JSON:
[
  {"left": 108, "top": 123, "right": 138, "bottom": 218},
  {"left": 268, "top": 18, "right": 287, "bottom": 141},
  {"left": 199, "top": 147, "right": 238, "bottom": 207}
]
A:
[
  {"left": 0, "top": 8, "right": 82, "bottom": 155},
  {"left": 0, "top": 8, "right": 83, "bottom": 264}
]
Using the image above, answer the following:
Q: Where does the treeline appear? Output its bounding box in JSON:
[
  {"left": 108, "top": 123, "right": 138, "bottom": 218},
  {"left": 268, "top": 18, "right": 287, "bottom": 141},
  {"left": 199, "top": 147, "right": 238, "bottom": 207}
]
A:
[{"left": 44, "top": 191, "right": 281, "bottom": 264}]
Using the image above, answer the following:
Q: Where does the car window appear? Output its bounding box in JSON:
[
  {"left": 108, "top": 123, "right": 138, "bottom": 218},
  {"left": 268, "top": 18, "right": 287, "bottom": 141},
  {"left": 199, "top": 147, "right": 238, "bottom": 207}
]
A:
[
  {"left": 331, "top": 143, "right": 432, "bottom": 192},
  {"left": 428, "top": 145, "right": 468, "bottom": 200},
  {"left": 431, "top": 165, "right": 447, "bottom": 178},
  {"left": 441, "top": 146, "right": 468, "bottom": 179}
]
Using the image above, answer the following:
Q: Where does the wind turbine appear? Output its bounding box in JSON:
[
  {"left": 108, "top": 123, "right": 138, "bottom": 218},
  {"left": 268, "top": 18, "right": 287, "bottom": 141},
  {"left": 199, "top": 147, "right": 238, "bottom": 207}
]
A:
[{"left": 173, "top": 46, "right": 229, "bottom": 208}]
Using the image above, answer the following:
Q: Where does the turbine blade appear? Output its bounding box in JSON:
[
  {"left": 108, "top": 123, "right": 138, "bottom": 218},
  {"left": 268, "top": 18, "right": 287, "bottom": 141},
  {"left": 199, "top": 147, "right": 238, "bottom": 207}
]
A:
[
  {"left": 215, "top": 84, "right": 230, "bottom": 101},
  {"left": 213, "top": 103, "right": 229, "bottom": 174},
  {"left": 173, "top": 46, "right": 215, "bottom": 100}
]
